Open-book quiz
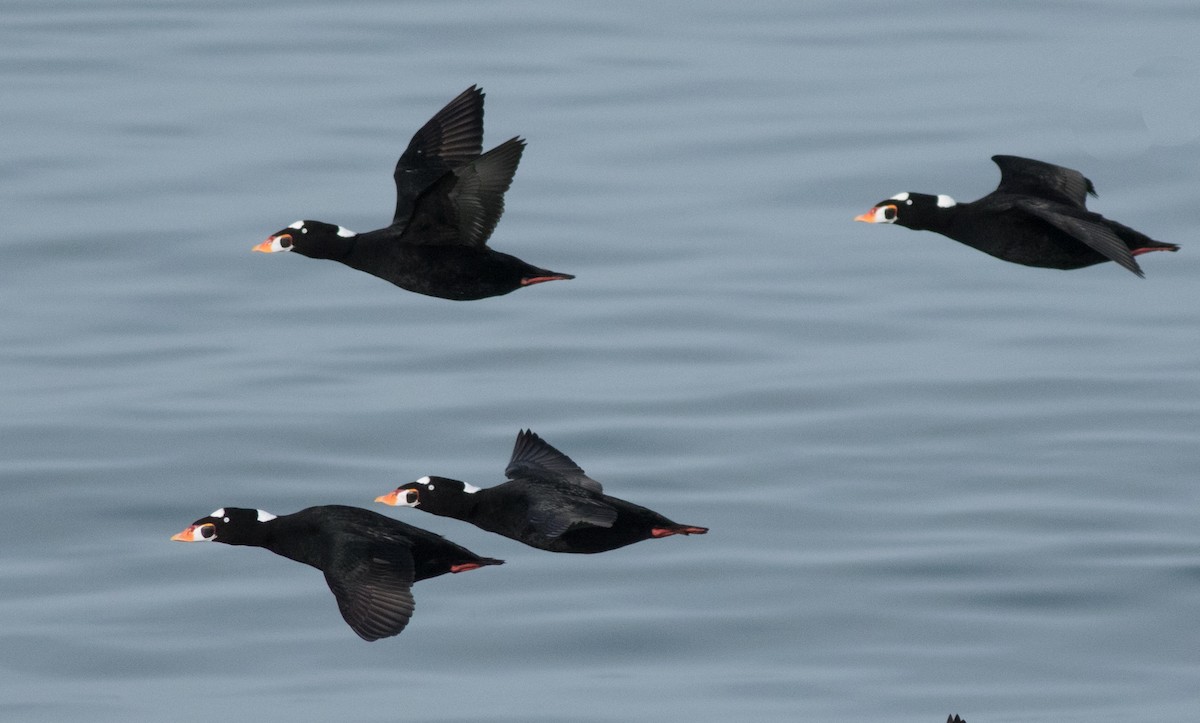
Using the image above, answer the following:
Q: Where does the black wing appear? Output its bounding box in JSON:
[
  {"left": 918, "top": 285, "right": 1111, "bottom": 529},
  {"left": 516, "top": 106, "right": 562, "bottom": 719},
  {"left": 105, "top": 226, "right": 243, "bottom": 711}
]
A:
[
  {"left": 322, "top": 536, "right": 416, "bottom": 642},
  {"left": 526, "top": 493, "right": 618, "bottom": 539},
  {"left": 505, "top": 429, "right": 603, "bottom": 493},
  {"left": 398, "top": 137, "right": 525, "bottom": 247},
  {"left": 505, "top": 430, "right": 616, "bottom": 539},
  {"left": 992, "top": 155, "right": 1097, "bottom": 209},
  {"left": 1012, "top": 198, "right": 1143, "bottom": 276},
  {"left": 393, "top": 86, "right": 486, "bottom": 225}
]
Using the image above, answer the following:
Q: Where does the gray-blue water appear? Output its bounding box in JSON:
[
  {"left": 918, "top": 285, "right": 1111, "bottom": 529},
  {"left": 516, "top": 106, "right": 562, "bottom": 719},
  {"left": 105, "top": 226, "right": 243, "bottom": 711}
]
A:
[{"left": 3, "top": 1, "right": 1200, "bottom": 721}]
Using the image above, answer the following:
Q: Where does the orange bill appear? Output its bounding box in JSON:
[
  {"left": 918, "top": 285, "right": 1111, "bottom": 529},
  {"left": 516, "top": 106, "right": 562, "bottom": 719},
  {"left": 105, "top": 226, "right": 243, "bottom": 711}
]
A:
[
  {"left": 375, "top": 490, "right": 401, "bottom": 506},
  {"left": 253, "top": 234, "right": 289, "bottom": 253}
]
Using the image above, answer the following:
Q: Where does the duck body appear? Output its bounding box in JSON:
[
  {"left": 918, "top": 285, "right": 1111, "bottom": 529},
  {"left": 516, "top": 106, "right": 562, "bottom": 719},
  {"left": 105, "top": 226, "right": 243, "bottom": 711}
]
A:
[
  {"left": 336, "top": 227, "right": 572, "bottom": 301},
  {"left": 255, "top": 86, "right": 573, "bottom": 300},
  {"left": 172, "top": 505, "right": 502, "bottom": 641},
  {"left": 409, "top": 477, "right": 706, "bottom": 553},
  {"left": 856, "top": 155, "right": 1179, "bottom": 277},
  {"left": 377, "top": 430, "right": 708, "bottom": 554}
]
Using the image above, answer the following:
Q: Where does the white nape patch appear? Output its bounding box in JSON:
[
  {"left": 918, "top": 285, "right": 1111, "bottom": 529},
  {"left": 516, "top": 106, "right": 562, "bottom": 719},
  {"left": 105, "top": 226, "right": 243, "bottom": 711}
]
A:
[
  {"left": 889, "top": 192, "right": 910, "bottom": 202},
  {"left": 336, "top": 226, "right": 356, "bottom": 238},
  {"left": 416, "top": 476, "right": 432, "bottom": 486},
  {"left": 256, "top": 509, "right": 277, "bottom": 522},
  {"left": 461, "top": 482, "right": 481, "bottom": 494},
  {"left": 209, "top": 508, "right": 225, "bottom": 519},
  {"left": 287, "top": 220, "right": 305, "bottom": 230},
  {"left": 936, "top": 194, "right": 957, "bottom": 208}
]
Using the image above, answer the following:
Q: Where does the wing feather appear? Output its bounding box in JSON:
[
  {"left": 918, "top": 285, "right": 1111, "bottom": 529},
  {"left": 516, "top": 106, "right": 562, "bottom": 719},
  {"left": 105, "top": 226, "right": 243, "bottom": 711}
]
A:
[{"left": 393, "top": 86, "right": 486, "bottom": 225}]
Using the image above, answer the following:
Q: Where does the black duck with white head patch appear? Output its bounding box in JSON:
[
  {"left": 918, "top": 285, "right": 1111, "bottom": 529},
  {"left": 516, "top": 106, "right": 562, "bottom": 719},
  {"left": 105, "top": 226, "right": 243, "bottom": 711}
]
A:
[
  {"left": 376, "top": 430, "right": 708, "bottom": 554},
  {"left": 255, "top": 86, "right": 573, "bottom": 300},
  {"left": 171, "top": 505, "right": 502, "bottom": 641},
  {"left": 856, "top": 155, "right": 1179, "bottom": 276}
]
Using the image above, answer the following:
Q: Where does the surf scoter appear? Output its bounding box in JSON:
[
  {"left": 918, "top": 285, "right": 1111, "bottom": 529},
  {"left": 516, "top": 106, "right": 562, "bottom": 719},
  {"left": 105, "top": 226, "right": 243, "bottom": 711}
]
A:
[
  {"left": 855, "top": 155, "right": 1179, "bottom": 276},
  {"left": 375, "top": 430, "right": 708, "bottom": 554},
  {"left": 255, "top": 86, "right": 573, "bottom": 300},
  {"left": 172, "top": 505, "right": 502, "bottom": 641}
]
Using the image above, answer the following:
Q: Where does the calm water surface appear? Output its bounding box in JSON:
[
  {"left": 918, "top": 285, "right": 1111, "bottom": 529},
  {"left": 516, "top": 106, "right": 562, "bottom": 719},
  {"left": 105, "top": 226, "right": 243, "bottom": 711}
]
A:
[{"left": 2, "top": 1, "right": 1200, "bottom": 721}]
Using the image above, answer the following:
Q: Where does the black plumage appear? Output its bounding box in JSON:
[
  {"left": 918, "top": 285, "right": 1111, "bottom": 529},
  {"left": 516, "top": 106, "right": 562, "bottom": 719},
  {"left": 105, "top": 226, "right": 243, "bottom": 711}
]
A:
[
  {"left": 855, "top": 155, "right": 1179, "bottom": 277},
  {"left": 255, "top": 86, "right": 573, "bottom": 300},
  {"left": 171, "top": 505, "right": 502, "bottom": 641},
  {"left": 376, "top": 430, "right": 708, "bottom": 554}
]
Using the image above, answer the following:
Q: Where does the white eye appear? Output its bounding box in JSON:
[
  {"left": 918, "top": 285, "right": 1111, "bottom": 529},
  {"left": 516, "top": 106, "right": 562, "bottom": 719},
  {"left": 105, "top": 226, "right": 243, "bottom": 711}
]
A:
[
  {"left": 174, "top": 518, "right": 218, "bottom": 540},
  {"left": 427, "top": 483, "right": 435, "bottom": 491},
  {"left": 176, "top": 523, "right": 217, "bottom": 542},
  {"left": 394, "top": 489, "right": 420, "bottom": 507}
]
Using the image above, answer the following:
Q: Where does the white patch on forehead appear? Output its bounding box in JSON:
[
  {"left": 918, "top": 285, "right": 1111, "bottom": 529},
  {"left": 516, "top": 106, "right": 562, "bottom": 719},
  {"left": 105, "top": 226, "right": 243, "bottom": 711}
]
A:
[
  {"left": 416, "top": 476, "right": 432, "bottom": 485},
  {"left": 287, "top": 220, "right": 305, "bottom": 230},
  {"left": 336, "top": 226, "right": 356, "bottom": 238},
  {"left": 461, "top": 482, "right": 481, "bottom": 494},
  {"left": 936, "top": 194, "right": 957, "bottom": 208},
  {"left": 209, "top": 508, "right": 225, "bottom": 518},
  {"left": 256, "top": 509, "right": 277, "bottom": 522},
  {"left": 889, "top": 192, "right": 910, "bottom": 202}
]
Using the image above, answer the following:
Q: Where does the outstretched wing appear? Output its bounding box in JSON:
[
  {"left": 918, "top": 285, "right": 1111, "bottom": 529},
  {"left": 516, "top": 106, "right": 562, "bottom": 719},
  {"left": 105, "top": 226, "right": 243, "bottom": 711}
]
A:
[
  {"left": 1012, "top": 198, "right": 1143, "bottom": 277},
  {"left": 393, "top": 86, "right": 486, "bottom": 225},
  {"left": 398, "top": 137, "right": 525, "bottom": 247},
  {"left": 322, "top": 536, "right": 416, "bottom": 642},
  {"left": 505, "top": 429, "right": 602, "bottom": 493},
  {"left": 505, "top": 429, "right": 615, "bottom": 539},
  {"left": 992, "top": 155, "right": 1096, "bottom": 209}
]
